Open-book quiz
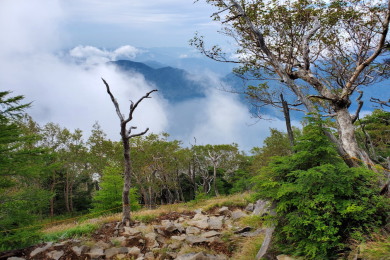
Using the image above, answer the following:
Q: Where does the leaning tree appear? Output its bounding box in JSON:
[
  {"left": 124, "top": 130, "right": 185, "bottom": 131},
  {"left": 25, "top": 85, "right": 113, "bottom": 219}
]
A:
[
  {"left": 102, "top": 78, "right": 157, "bottom": 226},
  {"left": 193, "top": 0, "right": 390, "bottom": 169}
]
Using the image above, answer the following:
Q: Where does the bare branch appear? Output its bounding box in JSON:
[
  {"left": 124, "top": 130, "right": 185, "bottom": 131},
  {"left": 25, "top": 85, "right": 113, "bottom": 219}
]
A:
[
  {"left": 352, "top": 91, "right": 364, "bottom": 123},
  {"left": 302, "top": 17, "right": 321, "bottom": 70},
  {"left": 102, "top": 78, "right": 124, "bottom": 121},
  {"left": 370, "top": 97, "right": 390, "bottom": 108},
  {"left": 342, "top": 2, "right": 390, "bottom": 98},
  {"left": 125, "top": 89, "right": 158, "bottom": 124},
  {"left": 129, "top": 128, "right": 149, "bottom": 139}
]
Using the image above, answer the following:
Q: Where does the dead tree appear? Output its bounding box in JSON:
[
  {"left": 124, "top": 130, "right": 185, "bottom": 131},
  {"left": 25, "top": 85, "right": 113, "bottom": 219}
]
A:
[{"left": 102, "top": 78, "right": 157, "bottom": 226}]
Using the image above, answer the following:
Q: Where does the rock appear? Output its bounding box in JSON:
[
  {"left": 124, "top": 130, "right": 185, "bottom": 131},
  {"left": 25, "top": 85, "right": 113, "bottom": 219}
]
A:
[
  {"left": 276, "top": 255, "right": 299, "bottom": 260},
  {"left": 201, "top": 231, "right": 221, "bottom": 238},
  {"left": 186, "top": 226, "right": 201, "bottom": 235},
  {"left": 245, "top": 203, "right": 255, "bottom": 212},
  {"left": 217, "top": 206, "right": 232, "bottom": 216},
  {"left": 110, "top": 236, "right": 127, "bottom": 246},
  {"left": 94, "top": 240, "right": 111, "bottom": 249},
  {"left": 105, "top": 247, "right": 128, "bottom": 258},
  {"left": 187, "top": 216, "right": 209, "bottom": 229},
  {"left": 194, "top": 209, "right": 203, "bottom": 214},
  {"left": 86, "top": 247, "right": 104, "bottom": 259},
  {"left": 176, "top": 251, "right": 228, "bottom": 260},
  {"left": 123, "top": 227, "right": 142, "bottom": 236},
  {"left": 128, "top": 246, "right": 141, "bottom": 257},
  {"left": 144, "top": 252, "right": 155, "bottom": 260},
  {"left": 30, "top": 242, "right": 53, "bottom": 257},
  {"left": 231, "top": 210, "right": 247, "bottom": 220},
  {"left": 234, "top": 226, "right": 252, "bottom": 234},
  {"left": 171, "top": 234, "right": 187, "bottom": 241},
  {"left": 240, "top": 228, "right": 264, "bottom": 237},
  {"left": 7, "top": 257, "right": 26, "bottom": 260},
  {"left": 168, "top": 241, "right": 182, "bottom": 250},
  {"left": 253, "top": 200, "right": 271, "bottom": 216},
  {"left": 46, "top": 250, "right": 64, "bottom": 260},
  {"left": 145, "top": 232, "right": 160, "bottom": 248},
  {"left": 185, "top": 235, "right": 208, "bottom": 245},
  {"left": 208, "top": 216, "right": 224, "bottom": 230},
  {"left": 123, "top": 235, "right": 145, "bottom": 247},
  {"left": 71, "top": 245, "right": 89, "bottom": 256}
]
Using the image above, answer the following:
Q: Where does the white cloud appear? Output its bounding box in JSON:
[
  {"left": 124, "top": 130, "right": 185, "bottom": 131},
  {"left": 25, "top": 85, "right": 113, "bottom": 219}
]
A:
[
  {"left": 0, "top": 0, "right": 289, "bottom": 152},
  {"left": 69, "top": 45, "right": 142, "bottom": 66}
]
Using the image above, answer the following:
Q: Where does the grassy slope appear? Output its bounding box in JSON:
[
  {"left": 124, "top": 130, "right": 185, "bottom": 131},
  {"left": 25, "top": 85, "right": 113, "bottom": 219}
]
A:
[{"left": 40, "top": 193, "right": 264, "bottom": 259}]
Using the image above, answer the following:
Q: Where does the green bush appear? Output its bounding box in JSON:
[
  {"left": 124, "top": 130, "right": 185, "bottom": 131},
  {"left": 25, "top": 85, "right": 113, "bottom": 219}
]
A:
[
  {"left": 91, "top": 164, "right": 141, "bottom": 214},
  {"left": 253, "top": 118, "right": 389, "bottom": 259}
]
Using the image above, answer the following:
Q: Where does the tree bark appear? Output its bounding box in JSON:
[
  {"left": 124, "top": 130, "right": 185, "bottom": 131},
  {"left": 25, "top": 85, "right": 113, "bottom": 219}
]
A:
[
  {"left": 102, "top": 78, "right": 157, "bottom": 226},
  {"left": 280, "top": 94, "right": 295, "bottom": 147},
  {"left": 213, "top": 164, "right": 219, "bottom": 196}
]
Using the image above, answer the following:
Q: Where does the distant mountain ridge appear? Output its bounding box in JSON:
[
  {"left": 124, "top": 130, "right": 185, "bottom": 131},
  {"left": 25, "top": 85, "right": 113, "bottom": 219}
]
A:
[{"left": 111, "top": 60, "right": 205, "bottom": 103}]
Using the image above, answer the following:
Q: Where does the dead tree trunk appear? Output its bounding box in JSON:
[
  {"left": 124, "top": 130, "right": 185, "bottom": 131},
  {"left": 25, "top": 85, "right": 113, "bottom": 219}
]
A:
[{"left": 102, "top": 78, "right": 157, "bottom": 226}]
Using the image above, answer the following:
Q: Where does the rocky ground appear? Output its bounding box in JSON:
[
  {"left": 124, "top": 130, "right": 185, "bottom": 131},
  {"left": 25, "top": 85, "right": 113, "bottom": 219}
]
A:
[{"left": 0, "top": 203, "right": 268, "bottom": 260}]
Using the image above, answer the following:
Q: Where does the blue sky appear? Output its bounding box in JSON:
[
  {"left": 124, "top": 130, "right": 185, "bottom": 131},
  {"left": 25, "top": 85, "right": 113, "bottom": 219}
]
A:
[{"left": 0, "top": 0, "right": 297, "bottom": 152}]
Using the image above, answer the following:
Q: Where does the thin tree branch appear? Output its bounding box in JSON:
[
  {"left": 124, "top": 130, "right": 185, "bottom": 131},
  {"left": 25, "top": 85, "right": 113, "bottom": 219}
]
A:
[
  {"left": 129, "top": 128, "right": 149, "bottom": 139},
  {"left": 102, "top": 78, "right": 124, "bottom": 121}
]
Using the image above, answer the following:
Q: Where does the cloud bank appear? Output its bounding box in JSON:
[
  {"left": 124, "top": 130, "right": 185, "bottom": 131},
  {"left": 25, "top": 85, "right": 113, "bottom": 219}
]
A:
[{"left": 0, "top": 0, "right": 295, "bottom": 152}]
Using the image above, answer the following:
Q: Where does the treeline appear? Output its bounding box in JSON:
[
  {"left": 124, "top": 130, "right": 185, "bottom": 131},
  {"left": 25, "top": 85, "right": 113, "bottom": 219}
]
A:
[{"left": 1, "top": 90, "right": 389, "bottom": 256}]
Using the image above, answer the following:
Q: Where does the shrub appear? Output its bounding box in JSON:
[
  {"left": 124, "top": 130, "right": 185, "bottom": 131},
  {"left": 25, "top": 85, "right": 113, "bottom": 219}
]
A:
[{"left": 253, "top": 118, "right": 389, "bottom": 259}]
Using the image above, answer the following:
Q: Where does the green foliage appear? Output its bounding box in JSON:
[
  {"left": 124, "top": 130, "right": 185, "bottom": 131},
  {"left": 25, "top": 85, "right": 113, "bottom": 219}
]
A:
[
  {"left": 356, "top": 109, "right": 390, "bottom": 165},
  {"left": 92, "top": 164, "right": 141, "bottom": 214},
  {"left": 42, "top": 223, "right": 98, "bottom": 242},
  {"left": 0, "top": 91, "right": 50, "bottom": 251},
  {"left": 253, "top": 118, "right": 389, "bottom": 259}
]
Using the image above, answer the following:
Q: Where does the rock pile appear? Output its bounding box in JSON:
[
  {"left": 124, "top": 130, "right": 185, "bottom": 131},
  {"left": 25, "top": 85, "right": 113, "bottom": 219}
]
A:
[{"left": 3, "top": 205, "right": 264, "bottom": 260}]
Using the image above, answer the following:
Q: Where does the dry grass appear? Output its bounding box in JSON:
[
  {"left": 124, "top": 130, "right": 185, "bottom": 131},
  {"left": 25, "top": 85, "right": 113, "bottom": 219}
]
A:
[
  {"left": 41, "top": 193, "right": 253, "bottom": 237},
  {"left": 231, "top": 234, "right": 265, "bottom": 260}
]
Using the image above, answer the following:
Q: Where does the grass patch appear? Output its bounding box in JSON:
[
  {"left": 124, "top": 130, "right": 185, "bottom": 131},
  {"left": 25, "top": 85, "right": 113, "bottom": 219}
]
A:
[
  {"left": 237, "top": 215, "right": 263, "bottom": 229},
  {"left": 133, "top": 214, "right": 158, "bottom": 224},
  {"left": 42, "top": 223, "right": 99, "bottom": 242},
  {"left": 358, "top": 236, "right": 390, "bottom": 260},
  {"left": 232, "top": 234, "right": 264, "bottom": 260}
]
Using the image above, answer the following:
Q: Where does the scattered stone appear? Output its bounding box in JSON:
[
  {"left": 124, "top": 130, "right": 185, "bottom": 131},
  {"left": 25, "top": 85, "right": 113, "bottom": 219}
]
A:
[
  {"left": 144, "top": 252, "right": 155, "bottom": 260},
  {"left": 71, "top": 245, "right": 89, "bottom": 256},
  {"left": 145, "top": 232, "right": 160, "bottom": 248},
  {"left": 185, "top": 235, "right": 208, "bottom": 245},
  {"left": 245, "top": 203, "right": 255, "bottom": 212},
  {"left": 171, "top": 234, "right": 187, "bottom": 241},
  {"left": 105, "top": 247, "right": 128, "bottom": 258},
  {"left": 201, "top": 231, "right": 221, "bottom": 238},
  {"left": 94, "top": 240, "right": 111, "bottom": 249},
  {"left": 253, "top": 200, "right": 271, "bottom": 216},
  {"left": 110, "top": 236, "right": 127, "bottom": 246},
  {"left": 231, "top": 210, "right": 247, "bottom": 220},
  {"left": 7, "top": 257, "right": 26, "bottom": 260},
  {"left": 194, "top": 209, "right": 203, "bottom": 214},
  {"left": 123, "top": 227, "right": 142, "bottom": 236},
  {"left": 128, "top": 246, "right": 141, "bottom": 257},
  {"left": 46, "top": 250, "right": 64, "bottom": 260},
  {"left": 168, "top": 241, "right": 182, "bottom": 250},
  {"left": 30, "top": 242, "right": 53, "bottom": 258},
  {"left": 240, "top": 228, "right": 264, "bottom": 237},
  {"left": 176, "top": 251, "right": 227, "bottom": 260},
  {"left": 186, "top": 226, "right": 201, "bottom": 235},
  {"left": 234, "top": 226, "right": 252, "bottom": 234},
  {"left": 217, "top": 206, "right": 232, "bottom": 217},
  {"left": 187, "top": 218, "right": 209, "bottom": 229},
  {"left": 86, "top": 247, "right": 104, "bottom": 259},
  {"left": 208, "top": 216, "right": 224, "bottom": 230}
]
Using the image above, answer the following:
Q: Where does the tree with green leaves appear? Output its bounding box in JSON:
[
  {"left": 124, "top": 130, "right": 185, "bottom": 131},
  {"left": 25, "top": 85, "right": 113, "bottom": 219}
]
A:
[
  {"left": 92, "top": 163, "right": 140, "bottom": 214},
  {"left": 0, "top": 91, "right": 50, "bottom": 250},
  {"left": 193, "top": 0, "right": 390, "bottom": 169},
  {"left": 253, "top": 118, "right": 389, "bottom": 258}
]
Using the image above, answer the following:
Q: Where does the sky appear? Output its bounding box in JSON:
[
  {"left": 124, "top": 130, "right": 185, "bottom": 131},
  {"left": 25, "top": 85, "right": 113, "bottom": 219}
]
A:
[{"left": 0, "top": 0, "right": 296, "bottom": 152}]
